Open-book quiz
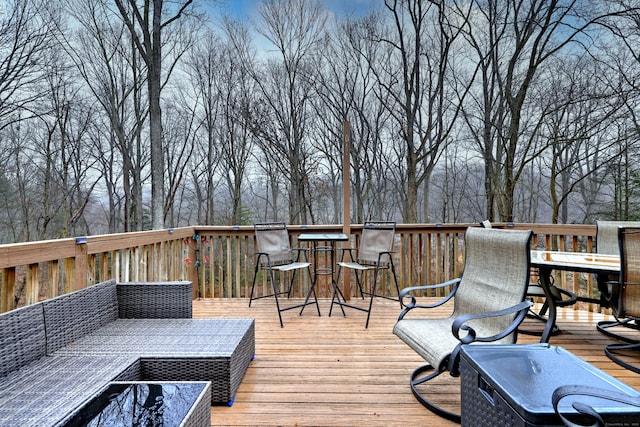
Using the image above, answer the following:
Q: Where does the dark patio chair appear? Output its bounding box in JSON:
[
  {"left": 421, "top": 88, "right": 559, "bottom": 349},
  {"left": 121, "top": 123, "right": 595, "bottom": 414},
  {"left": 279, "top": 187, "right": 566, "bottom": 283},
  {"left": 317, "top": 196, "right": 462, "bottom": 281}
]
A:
[
  {"left": 596, "top": 220, "right": 640, "bottom": 309},
  {"left": 331, "top": 221, "right": 400, "bottom": 328},
  {"left": 393, "top": 227, "right": 533, "bottom": 422},
  {"left": 597, "top": 226, "right": 640, "bottom": 373},
  {"left": 249, "top": 222, "right": 319, "bottom": 327}
]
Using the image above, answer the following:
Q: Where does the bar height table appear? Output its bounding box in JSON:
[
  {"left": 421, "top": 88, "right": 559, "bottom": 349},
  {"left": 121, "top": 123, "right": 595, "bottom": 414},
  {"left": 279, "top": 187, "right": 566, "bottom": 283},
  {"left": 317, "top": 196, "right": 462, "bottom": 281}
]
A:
[{"left": 297, "top": 233, "right": 349, "bottom": 315}]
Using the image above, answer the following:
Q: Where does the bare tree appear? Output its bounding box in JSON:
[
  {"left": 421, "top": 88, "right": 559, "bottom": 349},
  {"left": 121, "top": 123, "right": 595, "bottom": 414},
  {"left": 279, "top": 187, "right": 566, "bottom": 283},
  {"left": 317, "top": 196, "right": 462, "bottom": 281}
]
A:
[
  {"left": 592, "top": 3, "right": 640, "bottom": 221},
  {"left": 215, "top": 27, "right": 257, "bottom": 225},
  {"left": 537, "top": 55, "right": 627, "bottom": 223},
  {"left": 62, "top": 0, "right": 148, "bottom": 232},
  {"left": 247, "top": 0, "right": 327, "bottom": 224},
  {"left": 359, "top": 0, "right": 471, "bottom": 223},
  {"left": 313, "top": 15, "right": 395, "bottom": 223},
  {"left": 113, "top": 0, "right": 195, "bottom": 229},
  {"left": 183, "top": 30, "right": 222, "bottom": 225},
  {"left": 0, "top": 0, "right": 57, "bottom": 130},
  {"left": 40, "top": 59, "right": 101, "bottom": 238},
  {"left": 162, "top": 100, "right": 197, "bottom": 226},
  {"left": 461, "top": 0, "right": 635, "bottom": 222},
  {"left": 184, "top": 23, "right": 258, "bottom": 225}
]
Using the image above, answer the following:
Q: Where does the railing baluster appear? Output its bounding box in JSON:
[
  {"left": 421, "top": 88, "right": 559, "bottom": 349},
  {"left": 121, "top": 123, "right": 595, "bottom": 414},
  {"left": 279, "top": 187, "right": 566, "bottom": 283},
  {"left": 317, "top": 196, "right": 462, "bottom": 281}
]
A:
[
  {"left": 26, "top": 263, "right": 39, "bottom": 305},
  {"left": 48, "top": 260, "right": 59, "bottom": 298},
  {"left": 1, "top": 267, "right": 15, "bottom": 311}
]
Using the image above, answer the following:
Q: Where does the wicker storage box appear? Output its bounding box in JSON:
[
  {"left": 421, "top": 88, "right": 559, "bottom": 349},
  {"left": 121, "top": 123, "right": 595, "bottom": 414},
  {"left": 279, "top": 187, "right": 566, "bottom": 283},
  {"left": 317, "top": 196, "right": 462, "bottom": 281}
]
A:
[{"left": 460, "top": 344, "right": 640, "bottom": 426}]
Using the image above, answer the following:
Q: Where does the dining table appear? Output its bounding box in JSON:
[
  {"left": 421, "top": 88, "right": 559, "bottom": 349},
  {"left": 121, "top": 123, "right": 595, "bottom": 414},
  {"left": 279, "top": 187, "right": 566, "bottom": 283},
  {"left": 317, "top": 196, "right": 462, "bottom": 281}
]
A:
[{"left": 529, "top": 250, "right": 620, "bottom": 343}]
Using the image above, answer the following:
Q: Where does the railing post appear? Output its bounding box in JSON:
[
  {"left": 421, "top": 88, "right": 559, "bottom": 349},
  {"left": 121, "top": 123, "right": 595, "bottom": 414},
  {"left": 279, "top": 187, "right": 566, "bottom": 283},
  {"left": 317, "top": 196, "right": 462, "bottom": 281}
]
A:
[
  {"left": 343, "top": 120, "right": 351, "bottom": 300},
  {"left": 74, "top": 237, "right": 88, "bottom": 291}
]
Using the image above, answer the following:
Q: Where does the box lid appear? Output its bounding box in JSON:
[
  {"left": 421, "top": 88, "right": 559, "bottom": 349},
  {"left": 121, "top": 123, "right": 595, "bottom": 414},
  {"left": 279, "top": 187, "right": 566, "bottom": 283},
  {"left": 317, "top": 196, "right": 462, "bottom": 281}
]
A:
[{"left": 461, "top": 344, "right": 640, "bottom": 423}]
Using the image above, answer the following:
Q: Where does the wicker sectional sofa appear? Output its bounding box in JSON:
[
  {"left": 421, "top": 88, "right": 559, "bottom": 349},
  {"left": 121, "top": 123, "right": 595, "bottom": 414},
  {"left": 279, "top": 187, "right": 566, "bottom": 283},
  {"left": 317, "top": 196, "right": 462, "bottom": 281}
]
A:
[{"left": 0, "top": 279, "right": 255, "bottom": 426}]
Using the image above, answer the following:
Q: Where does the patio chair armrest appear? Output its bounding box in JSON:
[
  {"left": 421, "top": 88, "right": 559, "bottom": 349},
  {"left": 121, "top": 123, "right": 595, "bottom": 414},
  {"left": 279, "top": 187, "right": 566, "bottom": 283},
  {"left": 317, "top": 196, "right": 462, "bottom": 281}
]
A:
[
  {"left": 552, "top": 385, "right": 640, "bottom": 427},
  {"left": 451, "top": 300, "right": 533, "bottom": 344},
  {"left": 254, "top": 252, "right": 271, "bottom": 265},
  {"left": 336, "top": 248, "right": 358, "bottom": 255},
  {"left": 377, "top": 250, "right": 395, "bottom": 256},
  {"left": 338, "top": 247, "right": 357, "bottom": 252},
  {"left": 337, "top": 247, "right": 357, "bottom": 262},
  {"left": 446, "top": 300, "right": 532, "bottom": 376},
  {"left": 397, "top": 278, "right": 462, "bottom": 320},
  {"left": 375, "top": 250, "right": 395, "bottom": 265},
  {"left": 291, "top": 247, "right": 310, "bottom": 262}
]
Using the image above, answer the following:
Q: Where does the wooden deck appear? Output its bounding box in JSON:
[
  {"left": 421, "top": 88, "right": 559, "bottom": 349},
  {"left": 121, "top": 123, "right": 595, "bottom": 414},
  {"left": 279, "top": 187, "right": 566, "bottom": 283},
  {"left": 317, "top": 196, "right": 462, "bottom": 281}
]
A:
[{"left": 194, "top": 298, "right": 640, "bottom": 426}]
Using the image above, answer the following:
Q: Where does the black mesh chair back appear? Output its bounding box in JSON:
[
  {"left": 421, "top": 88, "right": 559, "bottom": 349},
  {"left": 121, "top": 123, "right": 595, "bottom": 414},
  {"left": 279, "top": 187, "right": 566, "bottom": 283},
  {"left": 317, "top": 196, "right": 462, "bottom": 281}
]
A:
[
  {"left": 254, "top": 223, "right": 295, "bottom": 266},
  {"left": 356, "top": 222, "right": 395, "bottom": 266}
]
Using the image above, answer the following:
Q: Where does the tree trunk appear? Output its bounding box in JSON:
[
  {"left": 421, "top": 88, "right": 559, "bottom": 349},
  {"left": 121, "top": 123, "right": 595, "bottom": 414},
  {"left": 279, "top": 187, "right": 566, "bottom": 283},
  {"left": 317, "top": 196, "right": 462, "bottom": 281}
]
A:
[{"left": 149, "top": 0, "right": 164, "bottom": 229}]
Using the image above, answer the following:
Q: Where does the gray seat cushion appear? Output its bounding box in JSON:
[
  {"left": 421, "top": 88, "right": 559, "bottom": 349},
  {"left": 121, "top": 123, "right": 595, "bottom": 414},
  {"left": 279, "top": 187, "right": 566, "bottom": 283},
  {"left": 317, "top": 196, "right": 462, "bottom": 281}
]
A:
[{"left": 53, "top": 318, "right": 254, "bottom": 358}]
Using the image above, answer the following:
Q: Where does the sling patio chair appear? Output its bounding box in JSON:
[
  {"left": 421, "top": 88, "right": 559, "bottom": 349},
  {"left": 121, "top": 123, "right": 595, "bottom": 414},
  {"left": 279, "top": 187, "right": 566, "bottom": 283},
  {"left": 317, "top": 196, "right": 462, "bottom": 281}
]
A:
[
  {"left": 330, "top": 221, "right": 400, "bottom": 328},
  {"left": 596, "top": 220, "right": 640, "bottom": 310},
  {"left": 249, "top": 222, "right": 319, "bottom": 327},
  {"left": 393, "top": 227, "right": 533, "bottom": 422},
  {"left": 597, "top": 226, "right": 640, "bottom": 374}
]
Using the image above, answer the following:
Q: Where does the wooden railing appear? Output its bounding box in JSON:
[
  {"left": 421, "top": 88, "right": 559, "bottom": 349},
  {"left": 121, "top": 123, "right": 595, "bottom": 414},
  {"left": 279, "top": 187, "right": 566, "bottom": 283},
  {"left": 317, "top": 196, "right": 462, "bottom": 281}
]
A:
[{"left": 0, "top": 223, "right": 599, "bottom": 313}]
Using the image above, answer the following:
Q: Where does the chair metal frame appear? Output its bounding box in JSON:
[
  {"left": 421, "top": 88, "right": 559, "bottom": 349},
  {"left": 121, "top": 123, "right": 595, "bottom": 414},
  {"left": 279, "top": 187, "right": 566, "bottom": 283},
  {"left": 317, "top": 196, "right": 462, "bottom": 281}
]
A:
[
  {"left": 597, "top": 226, "right": 640, "bottom": 374},
  {"left": 393, "top": 227, "right": 533, "bottom": 422},
  {"left": 521, "top": 272, "right": 577, "bottom": 337},
  {"left": 330, "top": 221, "right": 400, "bottom": 328},
  {"left": 249, "top": 222, "right": 319, "bottom": 327}
]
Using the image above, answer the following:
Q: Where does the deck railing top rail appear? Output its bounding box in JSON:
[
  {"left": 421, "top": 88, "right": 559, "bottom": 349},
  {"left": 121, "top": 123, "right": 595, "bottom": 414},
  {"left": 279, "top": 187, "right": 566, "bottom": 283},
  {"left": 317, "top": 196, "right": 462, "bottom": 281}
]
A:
[{"left": 0, "top": 223, "right": 600, "bottom": 312}]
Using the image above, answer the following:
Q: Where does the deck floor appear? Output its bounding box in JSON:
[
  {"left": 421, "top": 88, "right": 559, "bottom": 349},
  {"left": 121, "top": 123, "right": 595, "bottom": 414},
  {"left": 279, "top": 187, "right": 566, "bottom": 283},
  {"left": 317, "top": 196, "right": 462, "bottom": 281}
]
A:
[{"left": 194, "top": 298, "right": 640, "bottom": 426}]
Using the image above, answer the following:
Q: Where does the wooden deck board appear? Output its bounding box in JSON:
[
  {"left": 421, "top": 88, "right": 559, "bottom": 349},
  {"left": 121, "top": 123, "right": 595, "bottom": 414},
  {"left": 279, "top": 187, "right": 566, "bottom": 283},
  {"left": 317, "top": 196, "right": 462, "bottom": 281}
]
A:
[{"left": 194, "top": 298, "right": 639, "bottom": 426}]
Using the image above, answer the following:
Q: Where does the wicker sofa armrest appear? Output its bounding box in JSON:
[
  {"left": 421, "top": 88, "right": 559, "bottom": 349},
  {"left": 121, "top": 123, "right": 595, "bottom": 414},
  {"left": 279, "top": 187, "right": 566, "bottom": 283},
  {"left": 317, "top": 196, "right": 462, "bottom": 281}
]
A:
[{"left": 117, "top": 281, "right": 193, "bottom": 319}]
